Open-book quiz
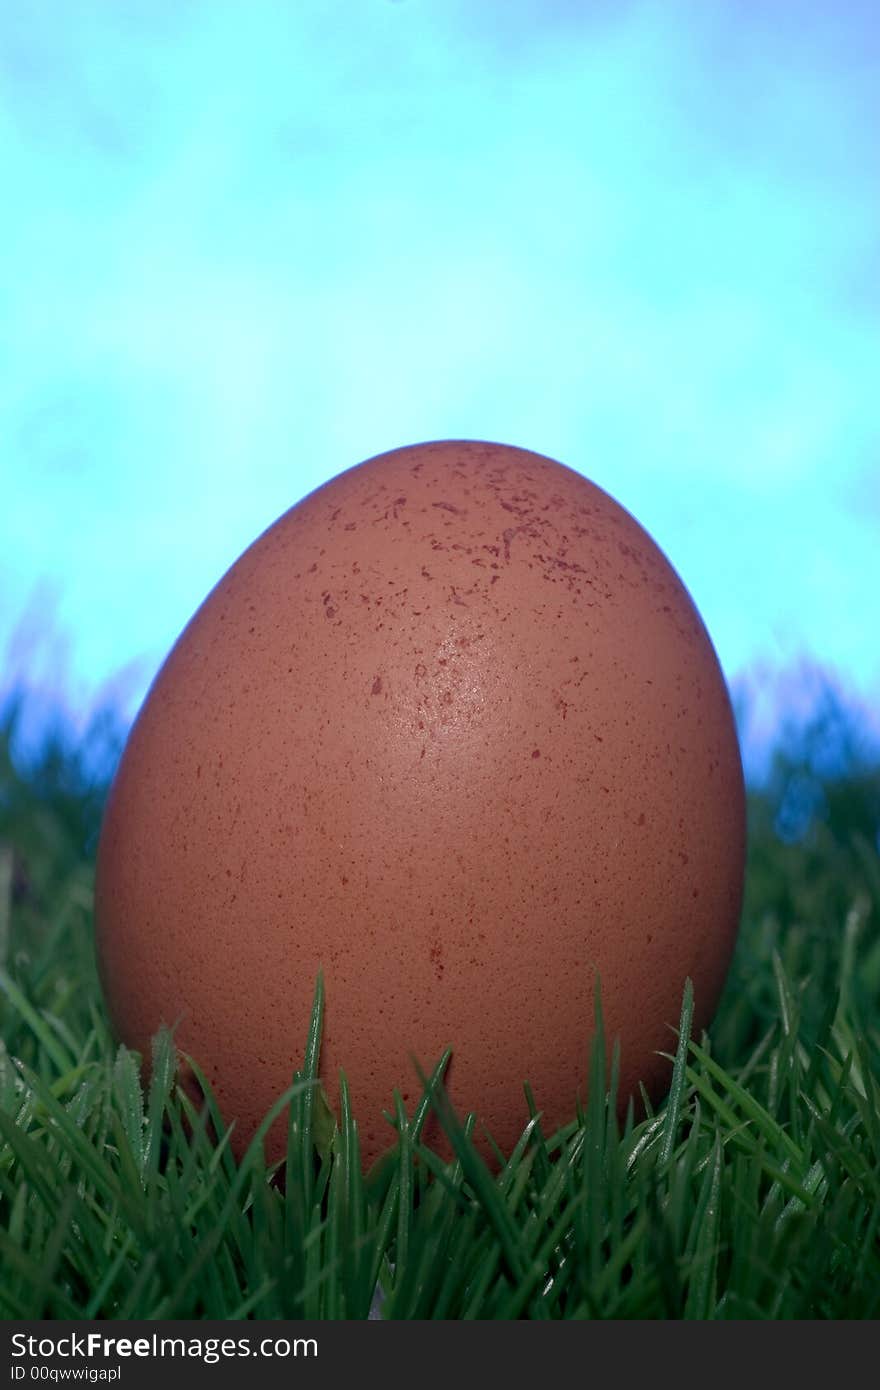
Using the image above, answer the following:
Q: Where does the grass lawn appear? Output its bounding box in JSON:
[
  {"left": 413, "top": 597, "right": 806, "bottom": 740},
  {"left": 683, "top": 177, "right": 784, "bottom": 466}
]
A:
[{"left": 1, "top": 689, "right": 878, "bottom": 1319}]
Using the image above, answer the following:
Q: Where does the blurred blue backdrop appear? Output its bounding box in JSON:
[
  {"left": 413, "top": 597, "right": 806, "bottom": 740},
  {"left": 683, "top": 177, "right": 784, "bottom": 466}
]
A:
[{"left": 2, "top": 0, "right": 878, "bottom": 779}]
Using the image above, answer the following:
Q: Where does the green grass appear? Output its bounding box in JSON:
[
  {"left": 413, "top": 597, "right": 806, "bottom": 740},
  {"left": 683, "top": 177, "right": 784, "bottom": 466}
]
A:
[{"left": 1, "top": 688, "right": 879, "bottom": 1319}]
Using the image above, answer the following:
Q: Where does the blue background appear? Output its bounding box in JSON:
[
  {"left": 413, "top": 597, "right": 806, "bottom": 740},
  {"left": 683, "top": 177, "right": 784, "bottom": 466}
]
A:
[{"left": 2, "top": 1, "right": 878, "bottom": 777}]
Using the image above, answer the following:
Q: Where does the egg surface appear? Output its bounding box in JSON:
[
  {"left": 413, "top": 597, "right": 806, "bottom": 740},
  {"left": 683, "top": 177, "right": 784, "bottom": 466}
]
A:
[{"left": 95, "top": 440, "right": 746, "bottom": 1167}]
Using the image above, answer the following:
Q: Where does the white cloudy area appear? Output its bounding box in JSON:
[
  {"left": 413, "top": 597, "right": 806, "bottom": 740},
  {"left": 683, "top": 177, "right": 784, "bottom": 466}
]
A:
[{"left": 1, "top": 0, "right": 878, "bottom": 774}]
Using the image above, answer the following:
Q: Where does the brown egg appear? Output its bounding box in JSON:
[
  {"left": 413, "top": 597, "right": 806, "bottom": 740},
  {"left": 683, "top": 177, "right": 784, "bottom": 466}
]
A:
[{"left": 95, "top": 440, "right": 746, "bottom": 1168}]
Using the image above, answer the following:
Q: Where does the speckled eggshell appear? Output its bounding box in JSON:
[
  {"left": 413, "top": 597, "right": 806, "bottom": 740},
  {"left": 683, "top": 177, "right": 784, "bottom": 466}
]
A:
[{"left": 95, "top": 440, "right": 746, "bottom": 1168}]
